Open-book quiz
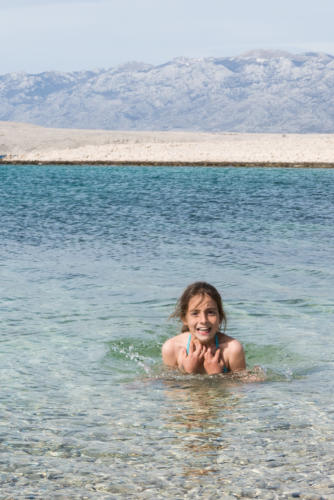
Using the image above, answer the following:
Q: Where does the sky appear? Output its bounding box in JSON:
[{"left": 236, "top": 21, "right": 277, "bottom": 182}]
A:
[{"left": 1, "top": 0, "right": 334, "bottom": 74}]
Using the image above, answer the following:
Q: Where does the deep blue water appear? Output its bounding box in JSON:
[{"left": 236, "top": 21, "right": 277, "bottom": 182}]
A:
[{"left": 1, "top": 165, "right": 334, "bottom": 498}]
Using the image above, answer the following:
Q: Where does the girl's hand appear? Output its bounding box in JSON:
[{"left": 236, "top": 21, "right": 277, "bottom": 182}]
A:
[
  {"left": 203, "top": 347, "right": 225, "bottom": 375},
  {"left": 178, "top": 341, "right": 206, "bottom": 374}
]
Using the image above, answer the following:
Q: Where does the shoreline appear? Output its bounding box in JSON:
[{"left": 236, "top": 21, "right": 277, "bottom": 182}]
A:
[
  {"left": 1, "top": 160, "right": 334, "bottom": 168},
  {"left": 1, "top": 121, "right": 334, "bottom": 167}
]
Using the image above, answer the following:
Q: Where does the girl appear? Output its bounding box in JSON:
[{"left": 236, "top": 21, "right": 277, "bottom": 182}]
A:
[{"left": 162, "top": 282, "right": 246, "bottom": 374}]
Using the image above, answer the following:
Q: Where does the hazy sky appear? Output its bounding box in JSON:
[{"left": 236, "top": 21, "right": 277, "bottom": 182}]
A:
[{"left": 1, "top": 0, "right": 334, "bottom": 74}]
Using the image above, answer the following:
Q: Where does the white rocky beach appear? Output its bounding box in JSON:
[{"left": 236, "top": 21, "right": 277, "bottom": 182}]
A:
[{"left": 1, "top": 121, "right": 334, "bottom": 166}]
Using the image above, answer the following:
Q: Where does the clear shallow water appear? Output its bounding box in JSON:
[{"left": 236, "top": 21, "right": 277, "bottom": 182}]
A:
[{"left": 0, "top": 165, "right": 334, "bottom": 499}]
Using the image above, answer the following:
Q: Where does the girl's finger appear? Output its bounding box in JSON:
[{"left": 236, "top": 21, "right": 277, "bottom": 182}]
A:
[{"left": 196, "top": 343, "right": 205, "bottom": 355}]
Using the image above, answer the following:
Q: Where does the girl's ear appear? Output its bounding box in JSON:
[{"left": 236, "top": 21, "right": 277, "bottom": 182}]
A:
[{"left": 181, "top": 316, "right": 188, "bottom": 331}]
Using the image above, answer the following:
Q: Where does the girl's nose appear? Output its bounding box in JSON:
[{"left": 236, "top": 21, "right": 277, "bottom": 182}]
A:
[{"left": 199, "top": 312, "right": 207, "bottom": 323}]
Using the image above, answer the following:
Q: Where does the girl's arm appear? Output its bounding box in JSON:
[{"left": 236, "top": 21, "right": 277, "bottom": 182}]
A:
[
  {"left": 227, "top": 340, "right": 246, "bottom": 371},
  {"left": 162, "top": 339, "right": 177, "bottom": 368}
]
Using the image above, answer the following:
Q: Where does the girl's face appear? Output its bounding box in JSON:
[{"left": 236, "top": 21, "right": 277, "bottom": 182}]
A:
[{"left": 182, "top": 293, "right": 221, "bottom": 344}]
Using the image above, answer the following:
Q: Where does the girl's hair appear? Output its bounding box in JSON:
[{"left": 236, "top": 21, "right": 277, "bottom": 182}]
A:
[{"left": 171, "top": 282, "right": 227, "bottom": 333}]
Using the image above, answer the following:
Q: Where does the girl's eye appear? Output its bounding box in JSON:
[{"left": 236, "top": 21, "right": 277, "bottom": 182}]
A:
[
  {"left": 190, "top": 311, "right": 199, "bottom": 316},
  {"left": 208, "top": 310, "right": 217, "bottom": 315}
]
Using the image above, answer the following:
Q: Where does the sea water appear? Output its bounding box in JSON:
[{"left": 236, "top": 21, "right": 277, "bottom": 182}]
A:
[{"left": 0, "top": 165, "right": 333, "bottom": 499}]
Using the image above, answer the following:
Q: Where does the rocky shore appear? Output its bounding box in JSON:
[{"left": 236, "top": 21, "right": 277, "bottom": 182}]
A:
[{"left": 1, "top": 121, "right": 334, "bottom": 167}]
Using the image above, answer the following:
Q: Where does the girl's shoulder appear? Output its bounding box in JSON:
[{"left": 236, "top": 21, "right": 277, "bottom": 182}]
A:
[
  {"left": 162, "top": 333, "right": 189, "bottom": 366},
  {"left": 162, "top": 332, "right": 189, "bottom": 352},
  {"left": 217, "top": 332, "right": 244, "bottom": 354},
  {"left": 217, "top": 332, "right": 246, "bottom": 371}
]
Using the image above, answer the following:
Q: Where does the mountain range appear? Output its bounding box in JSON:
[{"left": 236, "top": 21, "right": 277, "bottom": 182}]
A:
[{"left": 1, "top": 50, "right": 334, "bottom": 133}]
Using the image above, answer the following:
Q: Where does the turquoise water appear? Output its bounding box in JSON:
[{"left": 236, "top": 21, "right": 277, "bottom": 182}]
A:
[{"left": 1, "top": 165, "right": 334, "bottom": 498}]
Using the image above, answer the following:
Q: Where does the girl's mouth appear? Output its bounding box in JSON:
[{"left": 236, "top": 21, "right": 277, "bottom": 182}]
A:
[{"left": 197, "top": 327, "right": 211, "bottom": 335}]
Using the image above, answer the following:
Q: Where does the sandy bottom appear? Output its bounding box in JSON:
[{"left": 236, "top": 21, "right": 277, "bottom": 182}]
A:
[{"left": 1, "top": 121, "right": 334, "bottom": 166}]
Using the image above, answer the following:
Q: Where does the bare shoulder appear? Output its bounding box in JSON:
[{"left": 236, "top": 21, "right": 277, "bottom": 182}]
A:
[
  {"left": 218, "top": 333, "right": 246, "bottom": 371},
  {"left": 226, "top": 336, "right": 244, "bottom": 354},
  {"left": 161, "top": 337, "right": 176, "bottom": 361},
  {"left": 162, "top": 333, "right": 188, "bottom": 368}
]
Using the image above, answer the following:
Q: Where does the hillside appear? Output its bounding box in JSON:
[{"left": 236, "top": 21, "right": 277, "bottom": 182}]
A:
[{"left": 1, "top": 50, "right": 334, "bottom": 133}]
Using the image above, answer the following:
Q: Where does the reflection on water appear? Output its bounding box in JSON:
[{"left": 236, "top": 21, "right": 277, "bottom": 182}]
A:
[{"left": 160, "top": 377, "right": 241, "bottom": 478}]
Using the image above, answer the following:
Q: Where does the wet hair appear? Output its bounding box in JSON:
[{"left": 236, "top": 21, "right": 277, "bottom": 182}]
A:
[{"left": 171, "top": 282, "right": 227, "bottom": 333}]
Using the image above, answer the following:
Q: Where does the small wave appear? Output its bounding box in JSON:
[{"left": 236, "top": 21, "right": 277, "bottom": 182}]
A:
[
  {"left": 106, "top": 338, "right": 318, "bottom": 385},
  {"left": 106, "top": 339, "right": 161, "bottom": 375}
]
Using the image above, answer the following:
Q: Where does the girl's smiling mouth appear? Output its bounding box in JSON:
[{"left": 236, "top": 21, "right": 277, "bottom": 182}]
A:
[{"left": 197, "top": 327, "right": 211, "bottom": 335}]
